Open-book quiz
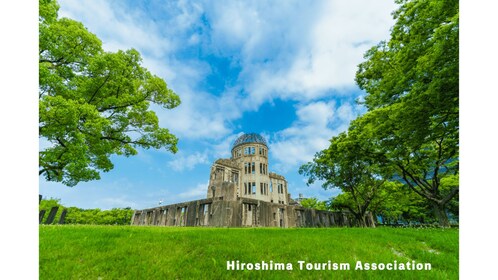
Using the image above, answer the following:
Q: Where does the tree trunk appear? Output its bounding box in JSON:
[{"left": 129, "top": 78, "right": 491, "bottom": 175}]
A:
[
  {"left": 367, "top": 212, "right": 376, "bottom": 228},
  {"left": 360, "top": 216, "right": 367, "bottom": 227},
  {"left": 354, "top": 213, "right": 368, "bottom": 227},
  {"left": 432, "top": 202, "right": 450, "bottom": 227}
]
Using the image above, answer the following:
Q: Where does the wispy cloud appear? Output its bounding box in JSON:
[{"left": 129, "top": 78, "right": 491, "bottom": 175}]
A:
[
  {"left": 177, "top": 181, "right": 208, "bottom": 200},
  {"left": 210, "top": 132, "right": 244, "bottom": 159},
  {"left": 270, "top": 101, "right": 361, "bottom": 172},
  {"left": 58, "top": 0, "right": 173, "bottom": 56},
  {"left": 152, "top": 87, "right": 234, "bottom": 140},
  {"left": 243, "top": 1, "right": 394, "bottom": 105},
  {"left": 96, "top": 196, "right": 139, "bottom": 209},
  {"left": 292, "top": 179, "right": 343, "bottom": 202},
  {"left": 167, "top": 151, "right": 209, "bottom": 172},
  {"left": 59, "top": 0, "right": 395, "bottom": 141}
]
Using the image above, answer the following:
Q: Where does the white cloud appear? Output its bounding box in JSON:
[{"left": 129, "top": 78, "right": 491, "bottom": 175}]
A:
[
  {"left": 336, "top": 102, "right": 356, "bottom": 122},
  {"left": 58, "top": 0, "right": 173, "bottom": 56},
  {"left": 209, "top": 1, "right": 257, "bottom": 49},
  {"left": 292, "top": 179, "right": 343, "bottom": 202},
  {"left": 96, "top": 196, "right": 139, "bottom": 209},
  {"left": 206, "top": 0, "right": 321, "bottom": 59},
  {"left": 153, "top": 88, "right": 233, "bottom": 140},
  {"left": 58, "top": 0, "right": 234, "bottom": 141},
  {"left": 165, "top": 132, "right": 243, "bottom": 172},
  {"left": 210, "top": 132, "right": 244, "bottom": 159},
  {"left": 270, "top": 101, "right": 360, "bottom": 172},
  {"left": 57, "top": 0, "right": 396, "bottom": 142},
  {"left": 177, "top": 181, "right": 208, "bottom": 200},
  {"left": 39, "top": 177, "right": 144, "bottom": 209},
  {"left": 244, "top": 0, "right": 396, "bottom": 104},
  {"left": 167, "top": 151, "right": 209, "bottom": 172}
]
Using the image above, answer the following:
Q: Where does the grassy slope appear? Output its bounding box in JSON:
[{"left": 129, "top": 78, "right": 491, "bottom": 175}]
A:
[{"left": 39, "top": 226, "right": 458, "bottom": 279}]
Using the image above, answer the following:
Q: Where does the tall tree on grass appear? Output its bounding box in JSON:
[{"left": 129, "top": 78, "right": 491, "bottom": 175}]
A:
[
  {"left": 300, "top": 132, "right": 391, "bottom": 227},
  {"left": 39, "top": 0, "right": 180, "bottom": 186},
  {"left": 354, "top": 0, "right": 459, "bottom": 226}
]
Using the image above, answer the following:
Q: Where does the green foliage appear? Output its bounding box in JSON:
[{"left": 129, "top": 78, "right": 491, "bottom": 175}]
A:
[
  {"left": 368, "top": 182, "right": 434, "bottom": 224},
  {"left": 39, "top": 198, "right": 63, "bottom": 210},
  {"left": 353, "top": 0, "right": 459, "bottom": 227},
  {"left": 301, "top": 0, "right": 459, "bottom": 227},
  {"left": 40, "top": 226, "right": 459, "bottom": 279},
  {"left": 39, "top": 0, "right": 180, "bottom": 186},
  {"left": 64, "top": 207, "right": 134, "bottom": 225},
  {"left": 39, "top": 197, "right": 64, "bottom": 224},
  {"left": 300, "top": 131, "right": 391, "bottom": 226},
  {"left": 299, "top": 197, "right": 328, "bottom": 210},
  {"left": 356, "top": 0, "right": 459, "bottom": 112},
  {"left": 39, "top": 198, "right": 133, "bottom": 225},
  {"left": 322, "top": 173, "right": 432, "bottom": 225}
]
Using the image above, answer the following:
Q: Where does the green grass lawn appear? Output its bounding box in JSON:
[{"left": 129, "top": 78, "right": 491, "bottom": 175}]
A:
[{"left": 39, "top": 225, "right": 458, "bottom": 279}]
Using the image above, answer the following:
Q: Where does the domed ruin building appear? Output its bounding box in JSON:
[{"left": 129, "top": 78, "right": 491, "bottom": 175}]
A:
[
  {"left": 131, "top": 133, "right": 375, "bottom": 227},
  {"left": 208, "top": 133, "right": 289, "bottom": 205}
]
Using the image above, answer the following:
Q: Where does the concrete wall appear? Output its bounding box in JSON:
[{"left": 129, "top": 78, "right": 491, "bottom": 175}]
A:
[{"left": 131, "top": 198, "right": 375, "bottom": 228}]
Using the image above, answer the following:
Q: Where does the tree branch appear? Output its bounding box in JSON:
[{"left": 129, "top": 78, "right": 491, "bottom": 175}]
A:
[
  {"left": 441, "top": 186, "right": 459, "bottom": 206},
  {"left": 88, "top": 74, "right": 112, "bottom": 104}
]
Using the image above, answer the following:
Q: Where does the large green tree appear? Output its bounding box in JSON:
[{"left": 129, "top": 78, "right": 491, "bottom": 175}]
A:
[
  {"left": 300, "top": 0, "right": 458, "bottom": 227},
  {"left": 300, "top": 132, "right": 391, "bottom": 227},
  {"left": 39, "top": 0, "right": 180, "bottom": 186},
  {"left": 353, "top": 0, "right": 459, "bottom": 226}
]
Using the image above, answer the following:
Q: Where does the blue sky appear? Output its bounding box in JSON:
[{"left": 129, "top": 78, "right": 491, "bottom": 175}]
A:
[{"left": 39, "top": 0, "right": 398, "bottom": 210}]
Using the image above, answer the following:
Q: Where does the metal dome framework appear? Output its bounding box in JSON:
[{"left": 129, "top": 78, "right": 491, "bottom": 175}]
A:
[{"left": 231, "top": 133, "right": 268, "bottom": 150}]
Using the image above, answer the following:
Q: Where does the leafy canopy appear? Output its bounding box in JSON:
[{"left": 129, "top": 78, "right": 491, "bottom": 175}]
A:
[
  {"left": 355, "top": 0, "right": 459, "bottom": 165},
  {"left": 300, "top": 131, "right": 392, "bottom": 226},
  {"left": 354, "top": 0, "right": 458, "bottom": 226},
  {"left": 39, "top": 0, "right": 180, "bottom": 186},
  {"left": 300, "top": 0, "right": 459, "bottom": 226}
]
